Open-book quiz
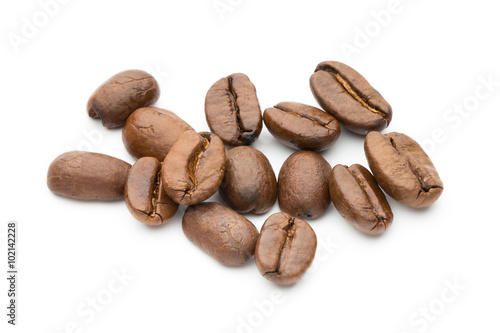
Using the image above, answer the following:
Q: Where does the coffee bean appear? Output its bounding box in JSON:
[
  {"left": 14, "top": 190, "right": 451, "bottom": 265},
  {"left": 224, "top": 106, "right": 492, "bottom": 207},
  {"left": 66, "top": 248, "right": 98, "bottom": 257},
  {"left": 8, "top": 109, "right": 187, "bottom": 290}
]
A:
[
  {"left": 47, "top": 151, "right": 131, "bottom": 200},
  {"left": 329, "top": 164, "right": 393, "bottom": 235},
  {"left": 364, "top": 131, "right": 443, "bottom": 208},
  {"left": 263, "top": 102, "right": 341, "bottom": 152},
  {"left": 162, "top": 131, "right": 226, "bottom": 205},
  {"left": 219, "top": 146, "right": 277, "bottom": 214},
  {"left": 87, "top": 69, "right": 160, "bottom": 129},
  {"left": 125, "top": 157, "right": 178, "bottom": 225},
  {"left": 278, "top": 151, "right": 331, "bottom": 219},
  {"left": 122, "top": 107, "right": 193, "bottom": 161},
  {"left": 255, "top": 212, "right": 317, "bottom": 285},
  {"left": 205, "top": 73, "right": 262, "bottom": 146},
  {"left": 310, "top": 61, "right": 392, "bottom": 135},
  {"left": 182, "top": 202, "right": 259, "bottom": 266}
]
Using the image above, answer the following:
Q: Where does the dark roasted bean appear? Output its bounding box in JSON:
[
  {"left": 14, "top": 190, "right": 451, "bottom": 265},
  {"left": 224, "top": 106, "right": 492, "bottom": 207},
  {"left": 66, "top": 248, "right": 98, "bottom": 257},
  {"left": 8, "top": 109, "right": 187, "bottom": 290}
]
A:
[
  {"left": 125, "top": 157, "right": 178, "bottom": 225},
  {"left": 182, "top": 202, "right": 259, "bottom": 265},
  {"left": 330, "top": 164, "right": 393, "bottom": 235},
  {"left": 310, "top": 61, "right": 392, "bottom": 135},
  {"left": 122, "top": 107, "right": 193, "bottom": 161},
  {"left": 278, "top": 151, "right": 331, "bottom": 219},
  {"left": 364, "top": 131, "right": 443, "bottom": 208},
  {"left": 47, "top": 151, "right": 131, "bottom": 200},
  {"left": 219, "top": 146, "right": 277, "bottom": 214},
  {"left": 263, "top": 102, "right": 341, "bottom": 151},
  {"left": 87, "top": 69, "right": 160, "bottom": 128},
  {"left": 205, "top": 73, "right": 262, "bottom": 146},
  {"left": 255, "top": 212, "right": 317, "bottom": 285},
  {"left": 162, "top": 131, "right": 226, "bottom": 205}
]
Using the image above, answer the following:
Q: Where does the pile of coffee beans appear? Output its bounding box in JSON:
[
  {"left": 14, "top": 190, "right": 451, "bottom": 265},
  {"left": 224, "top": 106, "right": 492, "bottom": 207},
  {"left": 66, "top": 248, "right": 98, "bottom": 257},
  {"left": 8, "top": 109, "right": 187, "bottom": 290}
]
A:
[{"left": 47, "top": 62, "right": 443, "bottom": 285}]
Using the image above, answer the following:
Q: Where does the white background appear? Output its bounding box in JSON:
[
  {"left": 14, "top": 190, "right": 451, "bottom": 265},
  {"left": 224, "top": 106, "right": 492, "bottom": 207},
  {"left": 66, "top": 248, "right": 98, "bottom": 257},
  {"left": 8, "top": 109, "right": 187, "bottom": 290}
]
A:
[{"left": 1, "top": 0, "right": 499, "bottom": 332}]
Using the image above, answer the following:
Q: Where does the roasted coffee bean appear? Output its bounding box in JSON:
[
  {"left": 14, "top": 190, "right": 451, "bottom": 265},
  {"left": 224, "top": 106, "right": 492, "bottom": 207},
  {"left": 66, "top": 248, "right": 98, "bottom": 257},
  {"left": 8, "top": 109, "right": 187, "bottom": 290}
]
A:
[
  {"left": 329, "top": 164, "right": 393, "bottom": 235},
  {"left": 364, "top": 131, "right": 443, "bottom": 208},
  {"left": 278, "top": 151, "right": 331, "bottom": 219},
  {"left": 47, "top": 151, "right": 131, "bottom": 200},
  {"left": 205, "top": 73, "right": 262, "bottom": 146},
  {"left": 122, "top": 107, "right": 193, "bottom": 161},
  {"left": 87, "top": 69, "right": 160, "bottom": 128},
  {"left": 310, "top": 61, "right": 392, "bottom": 135},
  {"left": 219, "top": 146, "right": 277, "bottom": 214},
  {"left": 162, "top": 131, "right": 226, "bottom": 205},
  {"left": 263, "top": 102, "right": 341, "bottom": 151},
  {"left": 125, "top": 157, "right": 178, "bottom": 225},
  {"left": 255, "top": 212, "right": 317, "bottom": 285},
  {"left": 182, "top": 202, "right": 259, "bottom": 266}
]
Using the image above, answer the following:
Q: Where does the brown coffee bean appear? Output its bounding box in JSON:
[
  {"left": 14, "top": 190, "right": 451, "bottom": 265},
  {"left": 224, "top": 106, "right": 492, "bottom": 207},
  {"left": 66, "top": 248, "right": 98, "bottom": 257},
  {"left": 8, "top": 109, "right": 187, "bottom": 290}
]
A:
[
  {"left": 122, "top": 107, "right": 193, "bottom": 161},
  {"left": 87, "top": 69, "right": 160, "bottom": 128},
  {"left": 364, "top": 131, "right": 444, "bottom": 208},
  {"left": 205, "top": 73, "right": 262, "bottom": 146},
  {"left": 219, "top": 146, "right": 277, "bottom": 214},
  {"left": 278, "top": 151, "right": 331, "bottom": 219},
  {"left": 162, "top": 131, "right": 226, "bottom": 205},
  {"left": 329, "top": 164, "right": 393, "bottom": 235},
  {"left": 263, "top": 102, "right": 341, "bottom": 151},
  {"left": 125, "top": 157, "right": 178, "bottom": 225},
  {"left": 310, "top": 61, "right": 392, "bottom": 135},
  {"left": 47, "top": 151, "right": 131, "bottom": 200},
  {"left": 255, "top": 212, "right": 317, "bottom": 285},
  {"left": 182, "top": 202, "right": 259, "bottom": 266}
]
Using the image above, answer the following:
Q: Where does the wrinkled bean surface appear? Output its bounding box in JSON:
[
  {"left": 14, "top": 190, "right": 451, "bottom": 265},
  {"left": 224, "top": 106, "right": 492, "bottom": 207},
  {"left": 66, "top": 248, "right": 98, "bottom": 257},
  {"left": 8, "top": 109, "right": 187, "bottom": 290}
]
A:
[
  {"left": 87, "top": 69, "right": 160, "bottom": 128},
  {"left": 125, "top": 157, "right": 178, "bottom": 225},
  {"left": 263, "top": 102, "right": 340, "bottom": 151},
  {"left": 182, "top": 202, "right": 259, "bottom": 265},
  {"left": 255, "top": 212, "right": 317, "bottom": 285},
  {"left": 205, "top": 73, "right": 262, "bottom": 146},
  {"left": 162, "top": 131, "right": 226, "bottom": 205},
  {"left": 364, "top": 131, "right": 443, "bottom": 208},
  {"left": 330, "top": 164, "right": 393, "bottom": 235},
  {"left": 47, "top": 151, "right": 131, "bottom": 200},
  {"left": 122, "top": 107, "right": 193, "bottom": 160},
  {"left": 278, "top": 151, "right": 331, "bottom": 219},
  {"left": 310, "top": 61, "right": 392, "bottom": 135}
]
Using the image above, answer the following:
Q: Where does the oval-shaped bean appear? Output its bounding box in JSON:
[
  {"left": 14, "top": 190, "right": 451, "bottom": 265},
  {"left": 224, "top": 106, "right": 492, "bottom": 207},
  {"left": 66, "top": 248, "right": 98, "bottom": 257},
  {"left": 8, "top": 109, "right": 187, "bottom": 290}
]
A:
[
  {"left": 255, "top": 212, "right": 317, "bottom": 285},
  {"left": 364, "top": 131, "right": 443, "bottom": 208},
  {"left": 87, "top": 69, "right": 160, "bottom": 128},
  {"left": 47, "top": 151, "right": 131, "bottom": 200},
  {"left": 219, "top": 146, "right": 277, "bottom": 214},
  {"left": 122, "top": 107, "right": 194, "bottom": 161},
  {"left": 310, "top": 61, "right": 392, "bottom": 135},
  {"left": 182, "top": 202, "right": 259, "bottom": 266},
  {"left": 263, "top": 102, "right": 341, "bottom": 151},
  {"left": 125, "top": 157, "right": 178, "bottom": 225},
  {"left": 278, "top": 151, "right": 331, "bottom": 219},
  {"left": 162, "top": 131, "right": 226, "bottom": 205},
  {"left": 329, "top": 164, "right": 393, "bottom": 235},
  {"left": 205, "top": 73, "right": 262, "bottom": 146}
]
